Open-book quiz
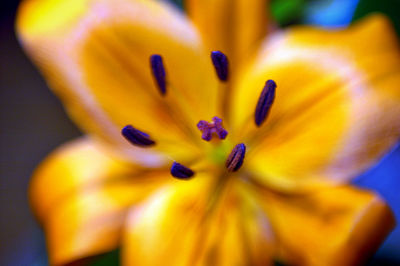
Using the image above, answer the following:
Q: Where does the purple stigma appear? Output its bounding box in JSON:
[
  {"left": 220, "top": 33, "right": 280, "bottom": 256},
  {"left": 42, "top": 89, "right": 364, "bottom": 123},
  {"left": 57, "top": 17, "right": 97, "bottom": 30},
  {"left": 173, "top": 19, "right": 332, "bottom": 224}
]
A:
[
  {"left": 197, "top": 116, "right": 228, "bottom": 141},
  {"left": 211, "top": 51, "right": 229, "bottom": 82},
  {"left": 150, "top": 54, "right": 167, "bottom": 95},
  {"left": 170, "top": 162, "right": 195, "bottom": 179},
  {"left": 122, "top": 125, "right": 156, "bottom": 147},
  {"left": 225, "top": 143, "right": 246, "bottom": 172},
  {"left": 255, "top": 80, "right": 276, "bottom": 127}
]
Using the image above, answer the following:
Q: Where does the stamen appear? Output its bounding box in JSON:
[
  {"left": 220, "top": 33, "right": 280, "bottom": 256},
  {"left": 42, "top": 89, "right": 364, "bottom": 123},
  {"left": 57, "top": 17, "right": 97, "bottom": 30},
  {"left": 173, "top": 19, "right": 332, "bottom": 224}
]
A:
[
  {"left": 211, "top": 51, "right": 229, "bottom": 82},
  {"left": 121, "top": 125, "right": 156, "bottom": 147},
  {"left": 170, "top": 162, "right": 195, "bottom": 179},
  {"left": 150, "top": 54, "right": 167, "bottom": 95},
  {"left": 225, "top": 143, "right": 246, "bottom": 172},
  {"left": 197, "top": 116, "right": 228, "bottom": 141},
  {"left": 255, "top": 80, "right": 276, "bottom": 127}
]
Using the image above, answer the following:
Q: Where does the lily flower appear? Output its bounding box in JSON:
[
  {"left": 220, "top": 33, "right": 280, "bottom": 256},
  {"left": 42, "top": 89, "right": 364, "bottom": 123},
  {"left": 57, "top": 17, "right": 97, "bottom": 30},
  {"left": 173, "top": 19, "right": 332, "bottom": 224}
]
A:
[{"left": 17, "top": 0, "right": 400, "bottom": 265}]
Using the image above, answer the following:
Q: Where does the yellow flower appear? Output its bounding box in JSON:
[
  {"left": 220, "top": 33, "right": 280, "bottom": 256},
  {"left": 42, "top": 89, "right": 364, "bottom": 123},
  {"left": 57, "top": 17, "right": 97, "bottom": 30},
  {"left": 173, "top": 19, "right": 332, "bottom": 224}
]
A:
[{"left": 17, "top": 0, "right": 400, "bottom": 265}]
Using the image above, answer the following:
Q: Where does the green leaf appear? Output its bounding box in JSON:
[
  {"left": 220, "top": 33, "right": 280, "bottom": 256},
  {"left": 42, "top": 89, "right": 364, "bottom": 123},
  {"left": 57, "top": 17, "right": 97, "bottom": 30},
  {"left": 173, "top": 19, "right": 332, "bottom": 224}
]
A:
[{"left": 271, "top": 0, "right": 306, "bottom": 26}]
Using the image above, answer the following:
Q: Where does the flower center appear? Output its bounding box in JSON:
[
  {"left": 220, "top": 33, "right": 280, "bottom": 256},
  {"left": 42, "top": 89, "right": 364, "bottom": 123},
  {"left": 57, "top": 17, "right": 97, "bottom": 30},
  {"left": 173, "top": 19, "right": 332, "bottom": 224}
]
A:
[{"left": 121, "top": 51, "right": 276, "bottom": 180}]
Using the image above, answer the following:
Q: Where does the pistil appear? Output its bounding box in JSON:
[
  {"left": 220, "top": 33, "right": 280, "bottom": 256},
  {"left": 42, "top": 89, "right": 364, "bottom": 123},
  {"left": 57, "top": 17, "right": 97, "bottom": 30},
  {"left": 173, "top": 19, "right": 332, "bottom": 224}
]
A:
[{"left": 197, "top": 116, "right": 228, "bottom": 141}]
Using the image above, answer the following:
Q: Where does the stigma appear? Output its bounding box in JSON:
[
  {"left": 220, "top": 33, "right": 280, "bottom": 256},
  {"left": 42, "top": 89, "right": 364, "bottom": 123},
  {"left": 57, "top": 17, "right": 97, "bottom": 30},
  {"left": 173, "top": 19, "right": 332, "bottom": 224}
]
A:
[
  {"left": 197, "top": 116, "right": 228, "bottom": 141},
  {"left": 121, "top": 125, "right": 156, "bottom": 147},
  {"left": 226, "top": 143, "right": 246, "bottom": 172}
]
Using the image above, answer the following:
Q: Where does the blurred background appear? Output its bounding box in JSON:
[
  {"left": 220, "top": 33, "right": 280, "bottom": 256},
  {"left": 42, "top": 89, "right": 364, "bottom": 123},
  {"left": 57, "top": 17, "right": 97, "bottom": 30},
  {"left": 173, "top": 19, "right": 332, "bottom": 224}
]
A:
[{"left": 1, "top": 0, "right": 400, "bottom": 265}]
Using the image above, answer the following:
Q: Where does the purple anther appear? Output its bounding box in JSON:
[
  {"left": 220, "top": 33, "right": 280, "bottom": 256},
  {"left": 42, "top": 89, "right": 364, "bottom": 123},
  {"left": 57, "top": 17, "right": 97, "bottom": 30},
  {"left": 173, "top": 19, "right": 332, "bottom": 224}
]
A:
[
  {"left": 150, "top": 54, "right": 167, "bottom": 95},
  {"left": 255, "top": 80, "right": 276, "bottom": 127},
  {"left": 225, "top": 143, "right": 246, "bottom": 172},
  {"left": 211, "top": 51, "right": 229, "bottom": 82},
  {"left": 197, "top": 116, "right": 228, "bottom": 141},
  {"left": 171, "top": 162, "right": 195, "bottom": 179},
  {"left": 121, "top": 125, "right": 156, "bottom": 147}
]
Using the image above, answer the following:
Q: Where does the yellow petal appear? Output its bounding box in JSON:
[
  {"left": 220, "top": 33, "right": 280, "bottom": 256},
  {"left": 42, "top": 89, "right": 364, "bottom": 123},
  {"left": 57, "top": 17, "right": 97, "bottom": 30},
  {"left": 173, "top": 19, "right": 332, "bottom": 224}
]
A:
[
  {"left": 254, "top": 184, "right": 395, "bottom": 266},
  {"left": 17, "top": 0, "right": 219, "bottom": 164},
  {"left": 30, "top": 138, "right": 169, "bottom": 265},
  {"left": 231, "top": 14, "right": 400, "bottom": 191},
  {"left": 186, "top": 0, "right": 270, "bottom": 67},
  {"left": 122, "top": 175, "right": 275, "bottom": 266}
]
